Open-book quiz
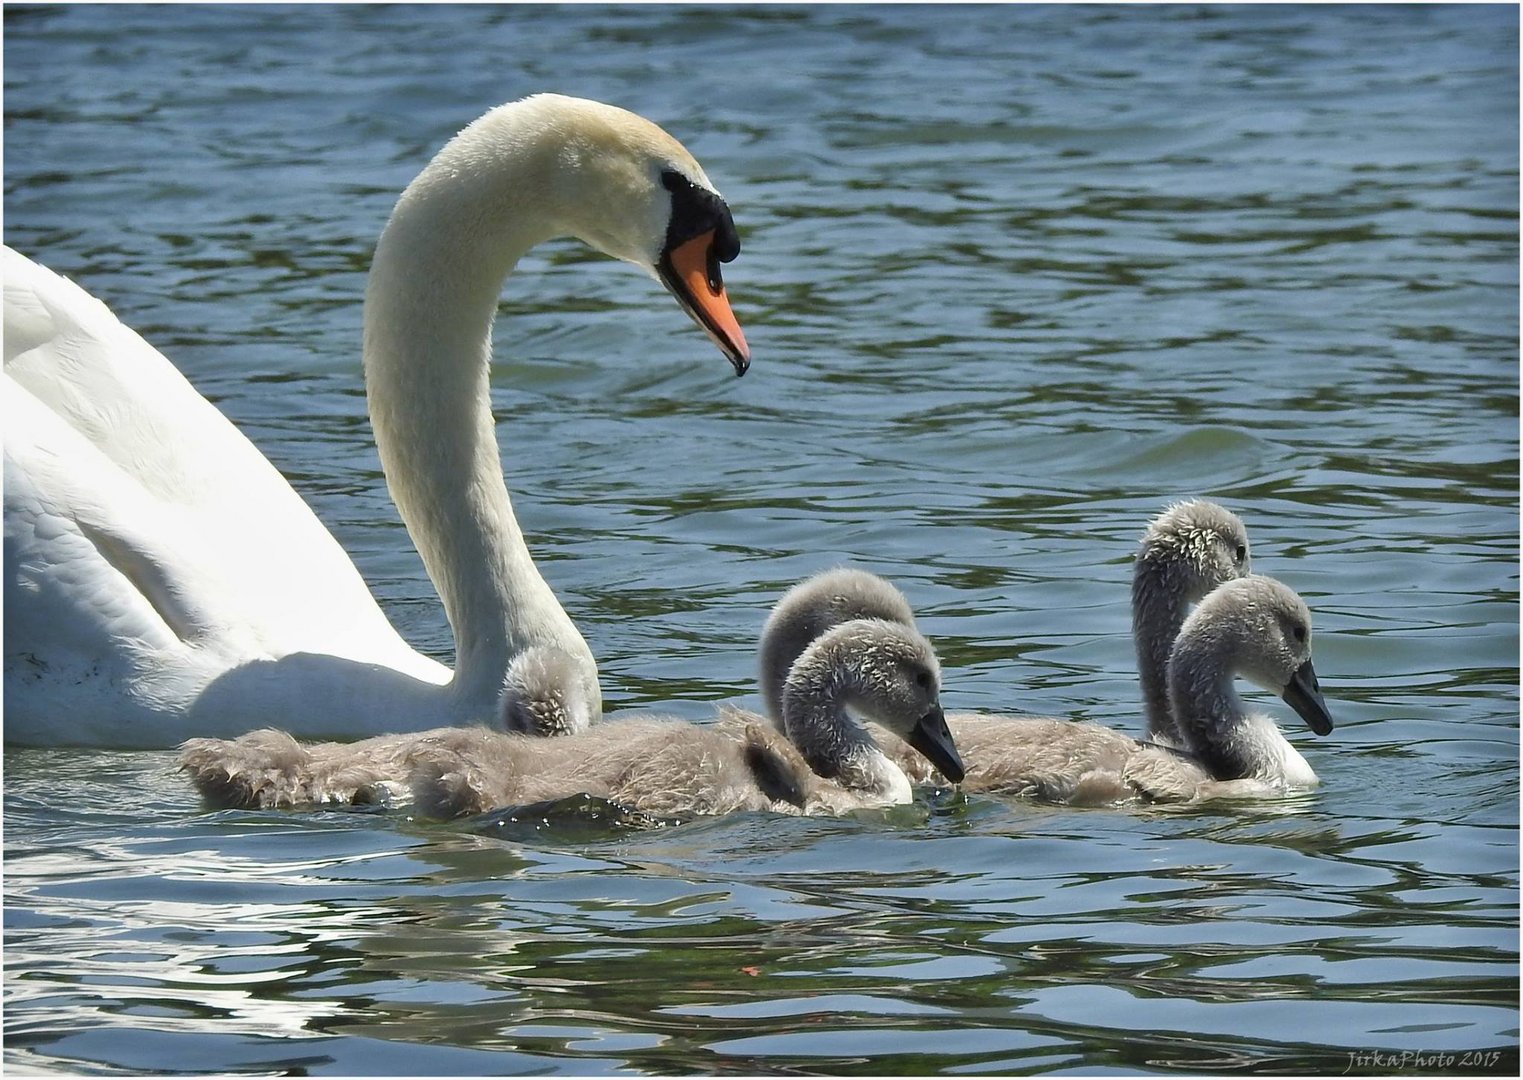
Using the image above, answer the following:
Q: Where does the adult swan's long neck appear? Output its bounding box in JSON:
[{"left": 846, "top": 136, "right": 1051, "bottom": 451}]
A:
[
  {"left": 363, "top": 147, "right": 582, "bottom": 721},
  {"left": 362, "top": 97, "right": 750, "bottom": 725},
  {"left": 1, "top": 94, "right": 748, "bottom": 747}
]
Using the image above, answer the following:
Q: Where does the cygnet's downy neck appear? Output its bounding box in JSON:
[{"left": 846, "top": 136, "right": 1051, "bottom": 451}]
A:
[
  {"left": 780, "top": 618, "right": 964, "bottom": 801},
  {"left": 1133, "top": 502, "right": 1249, "bottom": 744},
  {"left": 1133, "top": 559, "right": 1200, "bottom": 743},
  {"left": 362, "top": 111, "right": 595, "bottom": 721},
  {"left": 1168, "top": 637, "right": 1283, "bottom": 781},
  {"left": 782, "top": 637, "right": 913, "bottom": 805},
  {"left": 1167, "top": 609, "right": 1325, "bottom": 787}
]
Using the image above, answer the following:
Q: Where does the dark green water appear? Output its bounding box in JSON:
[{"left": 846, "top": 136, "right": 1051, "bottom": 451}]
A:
[{"left": 4, "top": 3, "right": 1517, "bottom": 1074}]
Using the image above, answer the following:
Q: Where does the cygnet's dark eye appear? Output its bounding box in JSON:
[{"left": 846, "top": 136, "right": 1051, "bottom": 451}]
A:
[
  {"left": 1235, "top": 543, "right": 1248, "bottom": 564},
  {"left": 913, "top": 670, "right": 933, "bottom": 691},
  {"left": 1292, "top": 623, "right": 1307, "bottom": 644}
]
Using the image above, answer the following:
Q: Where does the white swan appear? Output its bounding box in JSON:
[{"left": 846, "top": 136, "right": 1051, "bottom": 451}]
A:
[
  {"left": 4, "top": 94, "right": 750, "bottom": 748},
  {"left": 178, "top": 619, "right": 965, "bottom": 819}
]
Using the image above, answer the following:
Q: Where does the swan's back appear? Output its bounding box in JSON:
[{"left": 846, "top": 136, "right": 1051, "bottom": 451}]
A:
[
  {"left": 4, "top": 248, "right": 446, "bottom": 745},
  {"left": 3, "top": 249, "right": 398, "bottom": 642}
]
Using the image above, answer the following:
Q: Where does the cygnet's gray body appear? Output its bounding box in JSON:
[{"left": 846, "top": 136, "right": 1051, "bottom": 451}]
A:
[
  {"left": 757, "top": 535, "right": 1331, "bottom": 804},
  {"left": 904, "top": 575, "right": 1332, "bottom": 802},
  {"left": 180, "top": 620, "right": 962, "bottom": 819}
]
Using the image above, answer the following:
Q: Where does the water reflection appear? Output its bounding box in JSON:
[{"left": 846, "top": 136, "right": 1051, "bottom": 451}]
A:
[{"left": 5, "top": 748, "right": 1517, "bottom": 1071}]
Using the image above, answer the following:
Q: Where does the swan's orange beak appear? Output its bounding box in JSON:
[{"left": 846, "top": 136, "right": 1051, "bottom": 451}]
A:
[{"left": 658, "top": 230, "right": 750, "bottom": 376}]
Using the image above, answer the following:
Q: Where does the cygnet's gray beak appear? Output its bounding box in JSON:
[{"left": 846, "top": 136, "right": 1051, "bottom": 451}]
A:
[
  {"left": 906, "top": 703, "right": 965, "bottom": 783},
  {"left": 1281, "top": 658, "right": 1334, "bottom": 736}
]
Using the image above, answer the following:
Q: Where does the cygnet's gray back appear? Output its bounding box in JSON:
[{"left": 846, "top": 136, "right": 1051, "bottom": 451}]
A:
[
  {"left": 181, "top": 716, "right": 813, "bottom": 820},
  {"left": 499, "top": 645, "right": 598, "bottom": 736},
  {"left": 1133, "top": 499, "right": 1252, "bottom": 743},
  {"left": 759, "top": 568, "right": 917, "bottom": 723}
]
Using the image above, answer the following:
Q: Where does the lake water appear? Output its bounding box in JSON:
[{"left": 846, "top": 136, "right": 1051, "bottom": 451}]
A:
[{"left": 3, "top": 3, "right": 1518, "bottom": 1074}]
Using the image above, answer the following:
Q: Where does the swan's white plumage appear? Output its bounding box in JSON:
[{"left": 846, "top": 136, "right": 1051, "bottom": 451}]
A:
[
  {"left": 5, "top": 94, "right": 742, "bottom": 747},
  {"left": 4, "top": 250, "right": 450, "bottom": 745}
]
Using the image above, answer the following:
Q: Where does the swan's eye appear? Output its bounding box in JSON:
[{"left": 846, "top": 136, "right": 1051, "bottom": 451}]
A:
[
  {"left": 1234, "top": 544, "right": 1247, "bottom": 564},
  {"left": 1292, "top": 624, "right": 1307, "bottom": 644},
  {"left": 662, "top": 169, "right": 740, "bottom": 263},
  {"left": 913, "top": 670, "right": 933, "bottom": 691}
]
